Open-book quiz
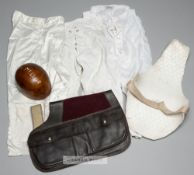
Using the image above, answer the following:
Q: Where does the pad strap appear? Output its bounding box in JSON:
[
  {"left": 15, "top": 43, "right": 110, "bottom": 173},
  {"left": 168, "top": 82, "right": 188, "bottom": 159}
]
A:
[{"left": 127, "top": 80, "right": 189, "bottom": 116}]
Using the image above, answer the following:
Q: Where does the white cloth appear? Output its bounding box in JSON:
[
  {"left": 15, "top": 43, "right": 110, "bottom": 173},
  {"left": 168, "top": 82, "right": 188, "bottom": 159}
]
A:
[
  {"left": 126, "top": 40, "right": 189, "bottom": 140},
  {"left": 7, "top": 5, "right": 152, "bottom": 155}
]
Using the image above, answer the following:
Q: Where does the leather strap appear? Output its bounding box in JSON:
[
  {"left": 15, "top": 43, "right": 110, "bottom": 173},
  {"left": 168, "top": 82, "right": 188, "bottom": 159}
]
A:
[
  {"left": 127, "top": 80, "right": 189, "bottom": 116},
  {"left": 31, "top": 104, "right": 44, "bottom": 128}
]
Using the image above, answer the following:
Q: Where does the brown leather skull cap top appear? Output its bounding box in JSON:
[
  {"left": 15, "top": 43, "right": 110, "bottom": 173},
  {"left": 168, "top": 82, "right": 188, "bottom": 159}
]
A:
[{"left": 15, "top": 63, "right": 51, "bottom": 100}]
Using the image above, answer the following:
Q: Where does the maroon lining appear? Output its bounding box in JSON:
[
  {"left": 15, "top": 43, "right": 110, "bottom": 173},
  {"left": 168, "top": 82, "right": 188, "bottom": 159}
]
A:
[{"left": 63, "top": 93, "right": 111, "bottom": 121}]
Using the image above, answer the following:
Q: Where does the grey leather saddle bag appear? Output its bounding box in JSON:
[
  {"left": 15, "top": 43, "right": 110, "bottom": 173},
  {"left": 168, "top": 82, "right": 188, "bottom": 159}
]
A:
[{"left": 28, "top": 90, "right": 131, "bottom": 172}]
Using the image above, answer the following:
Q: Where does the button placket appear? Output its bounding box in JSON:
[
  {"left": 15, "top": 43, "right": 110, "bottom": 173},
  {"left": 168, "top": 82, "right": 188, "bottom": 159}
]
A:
[
  {"left": 74, "top": 35, "right": 78, "bottom": 52},
  {"left": 107, "top": 22, "right": 123, "bottom": 55},
  {"left": 108, "top": 25, "right": 119, "bottom": 37},
  {"left": 67, "top": 25, "right": 80, "bottom": 53}
]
